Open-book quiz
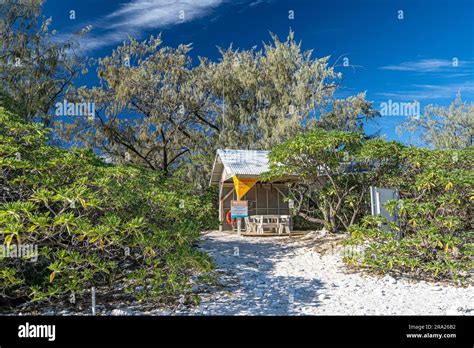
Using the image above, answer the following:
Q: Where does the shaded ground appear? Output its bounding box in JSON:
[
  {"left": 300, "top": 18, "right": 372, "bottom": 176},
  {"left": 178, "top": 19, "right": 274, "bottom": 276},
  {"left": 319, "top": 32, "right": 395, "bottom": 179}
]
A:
[
  {"left": 188, "top": 232, "right": 325, "bottom": 315},
  {"left": 7, "top": 231, "right": 473, "bottom": 316},
  {"left": 175, "top": 231, "right": 473, "bottom": 316}
]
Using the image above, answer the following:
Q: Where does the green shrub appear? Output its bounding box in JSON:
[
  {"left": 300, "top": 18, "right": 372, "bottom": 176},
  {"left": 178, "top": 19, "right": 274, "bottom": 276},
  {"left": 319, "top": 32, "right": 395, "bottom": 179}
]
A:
[
  {"left": 0, "top": 107, "right": 217, "bottom": 310},
  {"left": 292, "top": 215, "right": 321, "bottom": 231},
  {"left": 265, "top": 127, "right": 472, "bottom": 284},
  {"left": 263, "top": 129, "right": 402, "bottom": 233},
  {"left": 346, "top": 145, "right": 473, "bottom": 285}
]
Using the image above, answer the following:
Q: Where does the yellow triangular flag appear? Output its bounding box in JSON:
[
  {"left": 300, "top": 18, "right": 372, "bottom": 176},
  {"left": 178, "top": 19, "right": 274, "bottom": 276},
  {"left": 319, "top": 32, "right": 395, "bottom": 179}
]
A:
[{"left": 232, "top": 176, "right": 257, "bottom": 200}]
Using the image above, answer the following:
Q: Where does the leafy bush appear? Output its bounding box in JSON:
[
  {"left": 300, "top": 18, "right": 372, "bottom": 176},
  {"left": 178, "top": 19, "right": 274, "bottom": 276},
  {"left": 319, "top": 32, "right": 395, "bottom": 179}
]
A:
[
  {"left": 0, "top": 107, "right": 217, "bottom": 310},
  {"left": 292, "top": 215, "right": 321, "bottom": 231},
  {"left": 346, "top": 145, "right": 473, "bottom": 285},
  {"left": 263, "top": 128, "right": 398, "bottom": 232},
  {"left": 264, "top": 127, "right": 472, "bottom": 284}
]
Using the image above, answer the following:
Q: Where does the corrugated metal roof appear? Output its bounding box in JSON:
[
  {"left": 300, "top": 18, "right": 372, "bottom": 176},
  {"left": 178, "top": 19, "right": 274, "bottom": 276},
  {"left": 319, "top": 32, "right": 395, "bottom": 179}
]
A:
[{"left": 210, "top": 149, "right": 270, "bottom": 185}]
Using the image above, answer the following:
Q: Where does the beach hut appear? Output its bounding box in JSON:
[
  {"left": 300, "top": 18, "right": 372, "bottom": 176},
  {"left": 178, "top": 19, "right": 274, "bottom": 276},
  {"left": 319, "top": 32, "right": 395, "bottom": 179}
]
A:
[{"left": 209, "top": 149, "right": 298, "bottom": 234}]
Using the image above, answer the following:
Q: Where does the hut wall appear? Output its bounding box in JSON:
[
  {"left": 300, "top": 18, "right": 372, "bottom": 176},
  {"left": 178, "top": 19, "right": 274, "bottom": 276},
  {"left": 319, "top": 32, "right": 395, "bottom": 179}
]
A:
[{"left": 220, "top": 183, "right": 290, "bottom": 231}]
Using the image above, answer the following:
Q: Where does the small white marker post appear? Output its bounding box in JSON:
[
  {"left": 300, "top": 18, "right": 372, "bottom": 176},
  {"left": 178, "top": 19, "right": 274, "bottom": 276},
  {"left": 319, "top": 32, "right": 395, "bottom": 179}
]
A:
[
  {"left": 237, "top": 218, "right": 241, "bottom": 236},
  {"left": 91, "top": 287, "right": 96, "bottom": 316}
]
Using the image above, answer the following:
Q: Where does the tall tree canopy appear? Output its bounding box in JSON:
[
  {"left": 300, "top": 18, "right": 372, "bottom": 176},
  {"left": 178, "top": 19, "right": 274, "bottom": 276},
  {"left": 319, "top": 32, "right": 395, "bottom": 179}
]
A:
[
  {"left": 0, "top": 0, "right": 87, "bottom": 124},
  {"left": 57, "top": 31, "right": 378, "bottom": 183},
  {"left": 206, "top": 31, "right": 377, "bottom": 149},
  {"left": 400, "top": 93, "right": 474, "bottom": 149},
  {"left": 58, "top": 36, "right": 214, "bottom": 176}
]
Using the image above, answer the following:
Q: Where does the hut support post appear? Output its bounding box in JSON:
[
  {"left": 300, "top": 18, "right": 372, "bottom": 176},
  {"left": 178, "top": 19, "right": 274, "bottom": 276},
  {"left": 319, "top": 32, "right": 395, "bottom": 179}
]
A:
[
  {"left": 220, "top": 186, "right": 235, "bottom": 231},
  {"left": 218, "top": 181, "right": 224, "bottom": 231}
]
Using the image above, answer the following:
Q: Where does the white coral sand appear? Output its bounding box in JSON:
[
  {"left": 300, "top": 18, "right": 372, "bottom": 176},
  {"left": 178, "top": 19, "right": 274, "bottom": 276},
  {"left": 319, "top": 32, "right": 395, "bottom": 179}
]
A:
[
  {"left": 16, "top": 230, "right": 472, "bottom": 316},
  {"left": 178, "top": 231, "right": 473, "bottom": 316}
]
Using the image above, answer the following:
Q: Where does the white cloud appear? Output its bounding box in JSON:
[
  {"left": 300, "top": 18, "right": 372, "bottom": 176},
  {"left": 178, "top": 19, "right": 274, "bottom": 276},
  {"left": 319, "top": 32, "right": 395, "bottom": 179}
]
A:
[
  {"left": 105, "top": 0, "right": 223, "bottom": 29},
  {"left": 249, "top": 0, "right": 264, "bottom": 6},
  {"left": 78, "top": 0, "right": 225, "bottom": 51},
  {"left": 377, "top": 81, "right": 474, "bottom": 101},
  {"left": 379, "top": 58, "right": 473, "bottom": 73}
]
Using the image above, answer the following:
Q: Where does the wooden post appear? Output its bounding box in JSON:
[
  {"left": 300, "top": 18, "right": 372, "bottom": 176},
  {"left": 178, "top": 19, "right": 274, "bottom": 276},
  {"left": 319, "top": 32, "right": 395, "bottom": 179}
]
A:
[
  {"left": 219, "top": 181, "right": 223, "bottom": 231},
  {"left": 255, "top": 184, "right": 258, "bottom": 215},
  {"left": 237, "top": 218, "right": 241, "bottom": 235},
  {"left": 220, "top": 186, "right": 235, "bottom": 231},
  {"left": 277, "top": 185, "right": 280, "bottom": 215},
  {"left": 91, "top": 287, "right": 96, "bottom": 316},
  {"left": 266, "top": 186, "right": 269, "bottom": 215}
]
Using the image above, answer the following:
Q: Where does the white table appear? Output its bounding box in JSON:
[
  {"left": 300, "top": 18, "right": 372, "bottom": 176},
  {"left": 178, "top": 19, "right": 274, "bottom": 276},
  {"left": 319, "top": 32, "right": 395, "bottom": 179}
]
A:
[{"left": 248, "top": 215, "right": 291, "bottom": 234}]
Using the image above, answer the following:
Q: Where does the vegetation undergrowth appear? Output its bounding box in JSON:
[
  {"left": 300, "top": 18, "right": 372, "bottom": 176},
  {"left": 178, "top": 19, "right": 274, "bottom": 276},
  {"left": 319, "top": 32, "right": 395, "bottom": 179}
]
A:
[
  {"left": 264, "top": 128, "right": 473, "bottom": 285},
  {"left": 0, "top": 107, "right": 218, "bottom": 310}
]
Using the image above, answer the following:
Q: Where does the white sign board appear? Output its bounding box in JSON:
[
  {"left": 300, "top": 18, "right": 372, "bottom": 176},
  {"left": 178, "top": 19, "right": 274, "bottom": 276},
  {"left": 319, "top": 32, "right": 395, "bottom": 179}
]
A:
[
  {"left": 370, "top": 186, "right": 400, "bottom": 232},
  {"left": 231, "top": 200, "right": 248, "bottom": 218}
]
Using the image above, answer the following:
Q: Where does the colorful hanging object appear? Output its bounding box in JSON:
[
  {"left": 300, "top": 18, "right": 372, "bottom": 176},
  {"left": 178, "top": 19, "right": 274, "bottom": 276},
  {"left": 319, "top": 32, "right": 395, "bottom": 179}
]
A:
[{"left": 232, "top": 176, "right": 257, "bottom": 200}]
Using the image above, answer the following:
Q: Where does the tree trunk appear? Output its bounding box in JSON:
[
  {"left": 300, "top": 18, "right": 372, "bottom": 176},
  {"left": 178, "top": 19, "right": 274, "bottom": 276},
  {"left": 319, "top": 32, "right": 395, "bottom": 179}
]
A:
[{"left": 297, "top": 212, "right": 325, "bottom": 225}]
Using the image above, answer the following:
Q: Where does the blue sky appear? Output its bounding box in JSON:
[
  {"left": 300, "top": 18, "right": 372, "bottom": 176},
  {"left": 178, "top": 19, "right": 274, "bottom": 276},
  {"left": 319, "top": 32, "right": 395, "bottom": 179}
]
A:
[{"left": 44, "top": 0, "right": 474, "bottom": 145}]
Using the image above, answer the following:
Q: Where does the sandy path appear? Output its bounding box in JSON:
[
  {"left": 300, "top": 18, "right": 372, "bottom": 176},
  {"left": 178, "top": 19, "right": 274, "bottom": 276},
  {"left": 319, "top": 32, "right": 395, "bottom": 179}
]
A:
[{"left": 181, "top": 231, "right": 473, "bottom": 316}]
